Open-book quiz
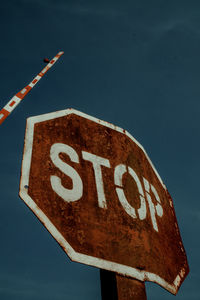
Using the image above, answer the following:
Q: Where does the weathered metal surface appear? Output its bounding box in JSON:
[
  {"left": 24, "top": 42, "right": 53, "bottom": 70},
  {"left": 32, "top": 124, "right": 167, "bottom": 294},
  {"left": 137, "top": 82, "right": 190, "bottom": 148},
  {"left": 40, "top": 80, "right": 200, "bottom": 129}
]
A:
[
  {"left": 116, "top": 275, "right": 147, "bottom": 300},
  {"left": 19, "top": 108, "right": 189, "bottom": 295}
]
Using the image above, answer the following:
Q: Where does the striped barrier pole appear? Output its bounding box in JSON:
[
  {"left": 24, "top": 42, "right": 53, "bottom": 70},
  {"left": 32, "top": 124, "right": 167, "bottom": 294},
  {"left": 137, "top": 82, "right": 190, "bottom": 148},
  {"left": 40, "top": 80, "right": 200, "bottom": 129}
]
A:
[{"left": 0, "top": 51, "right": 64, "bottom": 125}]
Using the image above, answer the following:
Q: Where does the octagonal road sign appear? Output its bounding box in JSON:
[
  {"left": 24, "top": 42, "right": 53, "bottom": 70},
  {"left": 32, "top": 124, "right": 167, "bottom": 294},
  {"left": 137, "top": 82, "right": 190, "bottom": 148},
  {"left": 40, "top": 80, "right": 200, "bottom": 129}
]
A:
[{"left": 19, "top": 108, "right": 189, "bottom": 295}]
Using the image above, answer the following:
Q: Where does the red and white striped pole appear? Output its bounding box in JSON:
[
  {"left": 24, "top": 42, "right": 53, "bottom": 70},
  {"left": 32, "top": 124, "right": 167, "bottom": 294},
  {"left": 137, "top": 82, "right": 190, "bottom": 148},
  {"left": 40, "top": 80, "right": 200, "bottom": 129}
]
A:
[{"left": 0, "top": 51, "right": 64, "bottom": 125}]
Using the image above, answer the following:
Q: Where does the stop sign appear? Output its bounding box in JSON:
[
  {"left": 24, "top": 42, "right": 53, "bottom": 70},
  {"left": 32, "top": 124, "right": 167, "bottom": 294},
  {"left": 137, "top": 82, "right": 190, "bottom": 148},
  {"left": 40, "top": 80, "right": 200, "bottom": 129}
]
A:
[{"left": 19, "top": 108, "right": 189, "bottom": 294}]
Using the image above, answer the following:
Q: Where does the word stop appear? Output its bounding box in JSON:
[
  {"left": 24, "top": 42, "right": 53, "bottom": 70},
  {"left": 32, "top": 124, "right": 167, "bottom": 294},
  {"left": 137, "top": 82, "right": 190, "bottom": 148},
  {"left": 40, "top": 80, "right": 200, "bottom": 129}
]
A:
[{"left": 50, "top": 143, "right": 163, "bottom": 232}]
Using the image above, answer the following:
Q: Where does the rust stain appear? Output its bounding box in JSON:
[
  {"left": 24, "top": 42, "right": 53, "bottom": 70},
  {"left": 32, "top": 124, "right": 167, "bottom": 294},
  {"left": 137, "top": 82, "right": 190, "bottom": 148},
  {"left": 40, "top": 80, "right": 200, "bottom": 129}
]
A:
[
  {"left": 20, "top": 111, "right": 189, "bottom": 294},
  {"left": 116, "top": 275, "right": 147, "bottom": 300}
]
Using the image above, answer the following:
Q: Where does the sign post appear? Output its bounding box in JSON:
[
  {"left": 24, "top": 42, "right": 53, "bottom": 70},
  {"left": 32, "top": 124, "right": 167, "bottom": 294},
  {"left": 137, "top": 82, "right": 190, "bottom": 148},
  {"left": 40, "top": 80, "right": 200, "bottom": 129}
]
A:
[
  {"left": 100, "top": 270, "right": 147, "bottom": 300},
  {"left": 116, "top": 275, "right": 147, "bottom": 300},
  {"left": 19, "top": 108, "right": 189, "bottom": 298}
]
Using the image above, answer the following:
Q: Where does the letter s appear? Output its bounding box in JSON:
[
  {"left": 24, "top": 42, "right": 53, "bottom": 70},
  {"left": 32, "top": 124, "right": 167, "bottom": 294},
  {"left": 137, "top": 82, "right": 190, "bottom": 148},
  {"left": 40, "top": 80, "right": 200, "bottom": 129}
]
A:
[{"left": 50, "top": 143, "right": 83, "bottom": 202}]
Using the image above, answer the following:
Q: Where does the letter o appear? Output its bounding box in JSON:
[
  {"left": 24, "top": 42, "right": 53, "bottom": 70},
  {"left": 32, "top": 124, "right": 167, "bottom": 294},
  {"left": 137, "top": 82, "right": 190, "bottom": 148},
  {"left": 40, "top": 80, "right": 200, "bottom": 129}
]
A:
[{"left": 114, "top": 164, "right": 146, "bottom": 220}]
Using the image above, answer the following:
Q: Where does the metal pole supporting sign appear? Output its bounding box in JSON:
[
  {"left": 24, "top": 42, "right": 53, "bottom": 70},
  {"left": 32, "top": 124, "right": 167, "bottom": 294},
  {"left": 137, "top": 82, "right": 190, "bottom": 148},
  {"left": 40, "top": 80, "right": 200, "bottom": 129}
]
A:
[{"left": 100, "top": 270, "right": 147, "bottom": 300}]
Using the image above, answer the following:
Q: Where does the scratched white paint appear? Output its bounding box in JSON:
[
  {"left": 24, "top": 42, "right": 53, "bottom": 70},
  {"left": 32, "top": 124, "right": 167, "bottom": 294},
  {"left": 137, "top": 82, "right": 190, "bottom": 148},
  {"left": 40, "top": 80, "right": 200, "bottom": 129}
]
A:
[
  {"left": 114, "top": 164, "right": 147, "bottom": 220},
  {"left": 19, "top": 108, "right": 186, "bottom": 295},
  {"left": 51, "top": 143, "right": 160, "bottom": 226},
  {"left": 82, "top": 151, "right": 110, "bottom": 209},
  {"left": 143, "top": 178, "right": 163, "bottom": 232},
  {"left": 50, "top": 143, "right": 83, "bottom": 202}
]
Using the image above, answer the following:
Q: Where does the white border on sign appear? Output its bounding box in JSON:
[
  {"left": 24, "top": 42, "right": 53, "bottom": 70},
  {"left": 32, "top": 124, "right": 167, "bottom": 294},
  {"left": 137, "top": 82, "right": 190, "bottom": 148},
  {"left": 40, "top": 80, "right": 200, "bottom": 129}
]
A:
[{"left": 19, "top": 108, "right": 185, "bottom": 295}]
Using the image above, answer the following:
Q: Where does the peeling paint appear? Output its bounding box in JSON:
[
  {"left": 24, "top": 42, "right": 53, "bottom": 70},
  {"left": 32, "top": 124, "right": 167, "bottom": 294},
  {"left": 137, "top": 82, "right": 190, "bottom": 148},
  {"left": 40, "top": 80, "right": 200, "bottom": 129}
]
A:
[{"left": 19, "top": 108, "right": 189, "bottom": 295}]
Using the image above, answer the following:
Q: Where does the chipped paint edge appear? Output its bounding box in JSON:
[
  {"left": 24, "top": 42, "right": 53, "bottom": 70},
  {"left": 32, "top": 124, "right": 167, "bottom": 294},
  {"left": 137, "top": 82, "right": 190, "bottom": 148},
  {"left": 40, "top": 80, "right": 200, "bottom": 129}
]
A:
[{"left": 19, "top": 108, "right": 187, "bottom": 295}]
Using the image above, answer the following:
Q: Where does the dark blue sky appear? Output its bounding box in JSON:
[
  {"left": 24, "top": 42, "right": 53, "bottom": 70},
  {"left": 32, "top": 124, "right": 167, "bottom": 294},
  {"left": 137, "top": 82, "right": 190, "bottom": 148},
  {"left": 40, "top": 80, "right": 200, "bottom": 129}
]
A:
[{"left": 0, "top": 0, "right": 199, "bottom": 299}]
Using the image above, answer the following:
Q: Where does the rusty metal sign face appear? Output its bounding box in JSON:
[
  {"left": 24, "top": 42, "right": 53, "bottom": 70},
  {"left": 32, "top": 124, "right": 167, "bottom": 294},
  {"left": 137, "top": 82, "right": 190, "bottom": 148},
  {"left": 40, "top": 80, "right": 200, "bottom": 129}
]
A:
[{"left": 19, "top": 108, "right": 189, "bottom": 294}]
